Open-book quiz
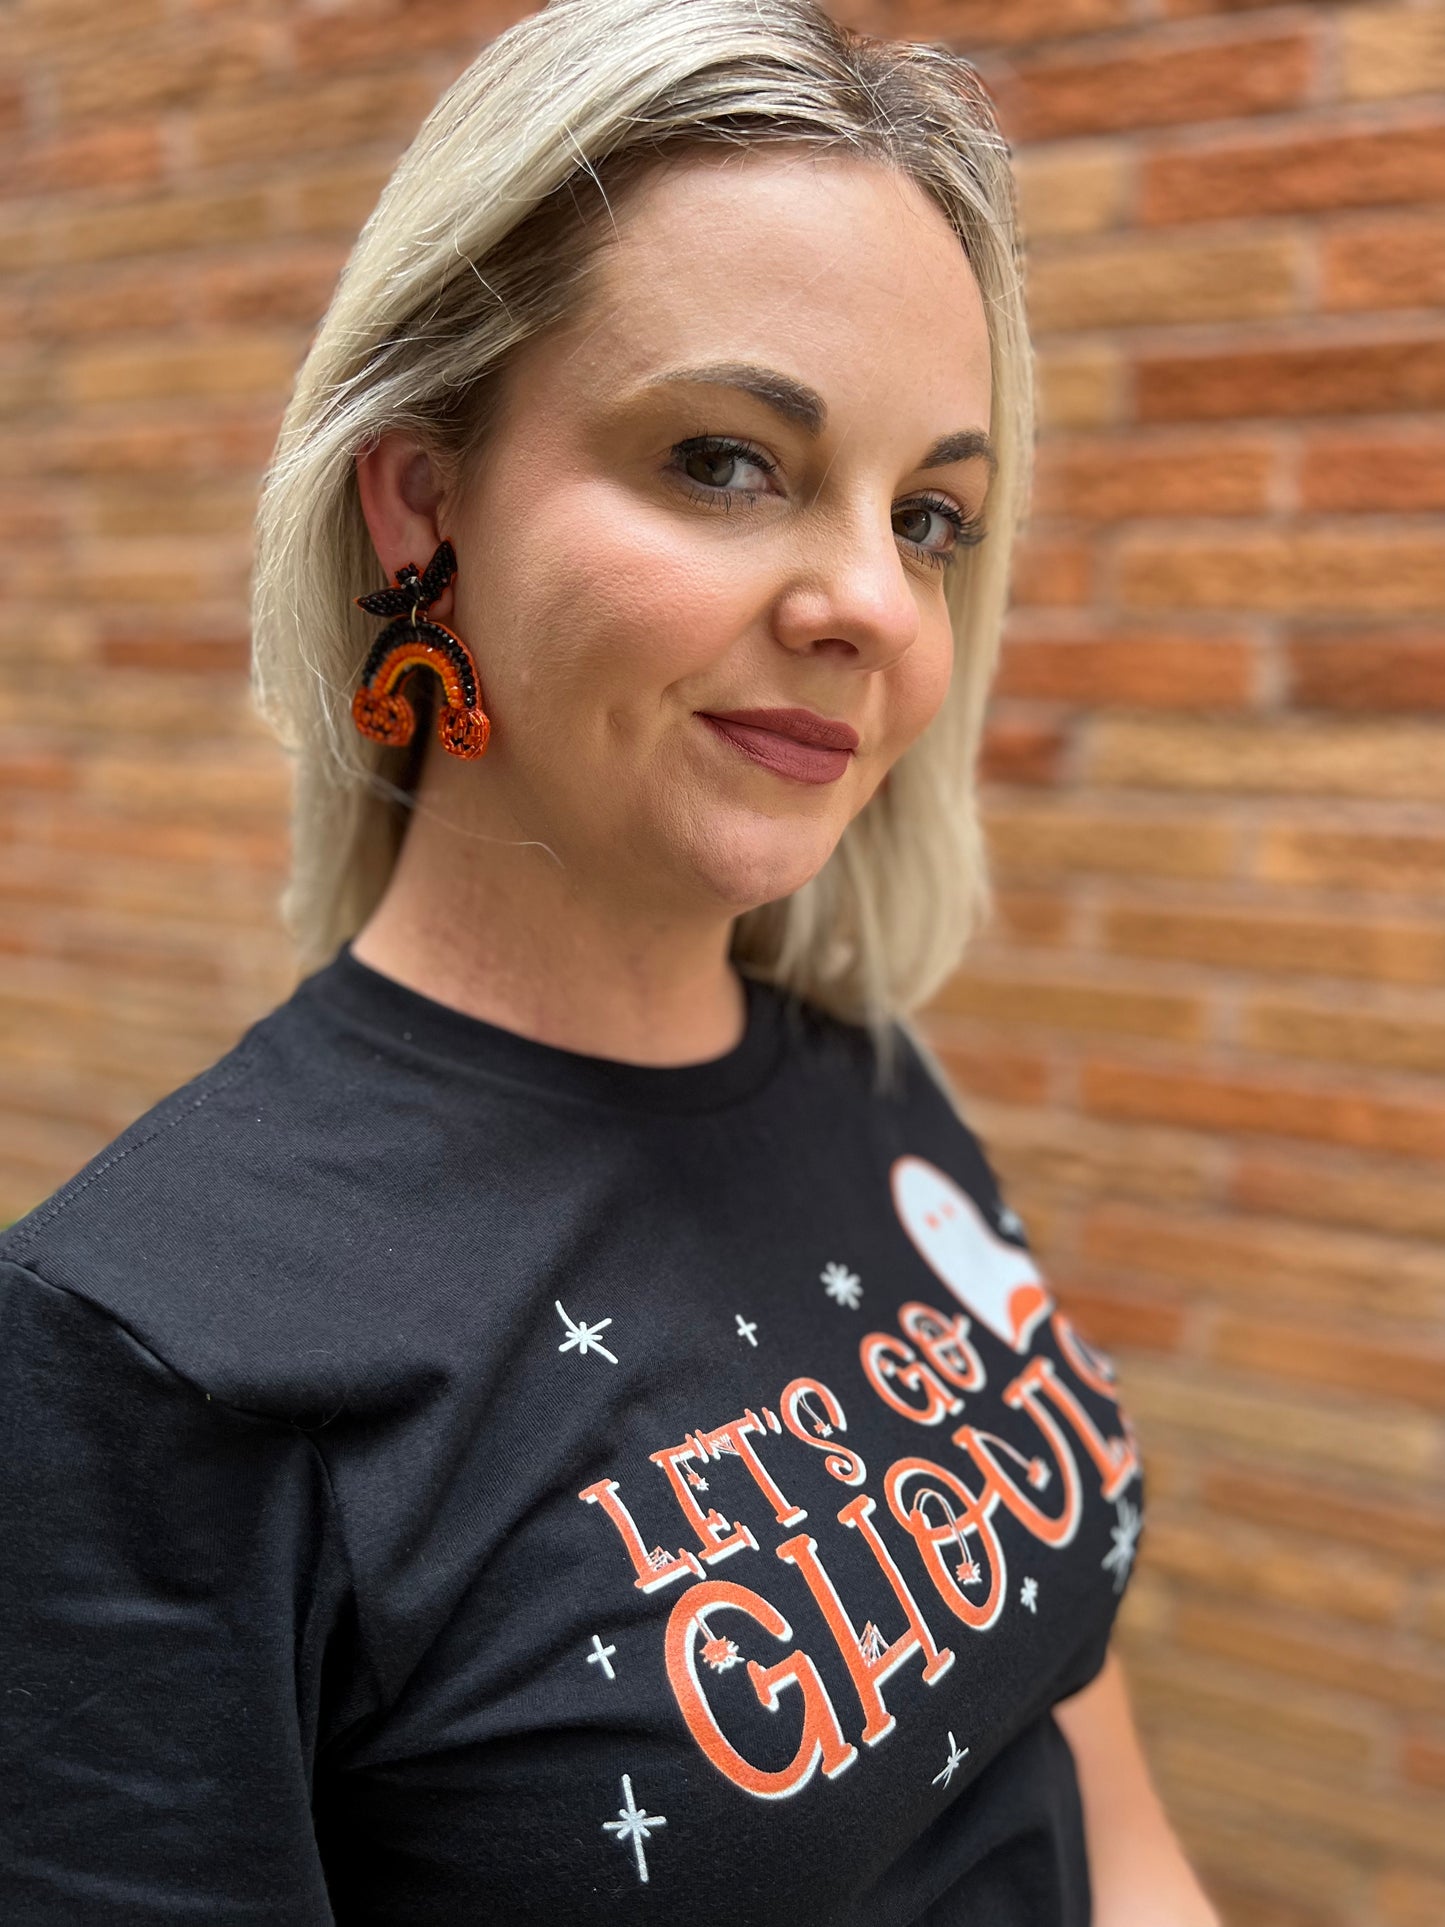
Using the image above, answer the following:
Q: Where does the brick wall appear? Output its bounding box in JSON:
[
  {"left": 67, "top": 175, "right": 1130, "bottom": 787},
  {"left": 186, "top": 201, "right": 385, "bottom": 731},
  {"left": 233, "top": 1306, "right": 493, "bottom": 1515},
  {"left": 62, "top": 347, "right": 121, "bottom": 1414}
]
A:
[
  {"left": 879, "top": 3, "right": 1445, "bottom": 1921},
  {"left": 3, "top": 3, "right": 1443, "bottom": 1920}
]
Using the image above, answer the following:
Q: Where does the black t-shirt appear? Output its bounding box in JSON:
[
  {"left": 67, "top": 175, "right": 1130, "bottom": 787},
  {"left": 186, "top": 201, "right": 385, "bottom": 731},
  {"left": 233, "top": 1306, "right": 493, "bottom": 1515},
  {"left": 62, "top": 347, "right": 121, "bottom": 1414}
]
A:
[{"left": 0, "top": 943, "right": 1146, "bottom": 1925}]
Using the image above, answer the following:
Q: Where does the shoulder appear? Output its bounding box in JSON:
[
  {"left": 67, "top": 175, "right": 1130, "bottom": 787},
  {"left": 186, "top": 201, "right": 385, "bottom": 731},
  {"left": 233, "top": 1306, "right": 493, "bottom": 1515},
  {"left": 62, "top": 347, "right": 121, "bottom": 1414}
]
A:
[{"left": 0, "top": 982, "right": 387, "bottom": 1423}]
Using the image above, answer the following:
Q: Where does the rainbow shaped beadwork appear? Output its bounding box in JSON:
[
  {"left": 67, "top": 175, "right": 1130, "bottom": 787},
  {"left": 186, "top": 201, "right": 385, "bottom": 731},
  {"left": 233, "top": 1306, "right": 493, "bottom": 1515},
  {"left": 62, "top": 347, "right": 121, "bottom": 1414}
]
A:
[{"left": 351, "top": 538, "right": 491, "bottom": 759}]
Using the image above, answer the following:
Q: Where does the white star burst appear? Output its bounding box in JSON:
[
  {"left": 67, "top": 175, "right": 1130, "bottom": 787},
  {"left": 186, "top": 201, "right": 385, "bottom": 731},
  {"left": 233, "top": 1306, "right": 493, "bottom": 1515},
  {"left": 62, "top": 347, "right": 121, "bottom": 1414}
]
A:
[
  {"left": 1101, "top": 1496, "right": 1143, "bottom": 1593},
  {"left": 820, "top": 1260, "right": 863, "bottom": 1309},
  {"left": 1020, "top": 1575, "right": 1039, "bottom": 1614},
  {"left": 932, "top": 1731, "right": 970, "bottom": 1788},
  {"left": 555, "top": 1298, "right": 618, "bottom": 1364},
  {"left": 602, "top": 1773, "right": 667, "bottom": 1884}
]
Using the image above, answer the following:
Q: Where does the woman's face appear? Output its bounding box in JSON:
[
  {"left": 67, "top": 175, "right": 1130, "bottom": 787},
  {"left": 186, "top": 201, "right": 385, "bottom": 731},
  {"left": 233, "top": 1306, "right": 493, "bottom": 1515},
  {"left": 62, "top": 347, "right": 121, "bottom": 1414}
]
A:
[{"left": 430, "top": 146, "right": 994, "bottom": 920}]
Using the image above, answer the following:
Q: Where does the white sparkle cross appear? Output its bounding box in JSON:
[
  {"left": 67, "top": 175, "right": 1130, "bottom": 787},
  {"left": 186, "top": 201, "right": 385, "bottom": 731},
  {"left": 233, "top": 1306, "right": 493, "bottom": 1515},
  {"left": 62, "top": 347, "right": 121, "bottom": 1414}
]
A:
[
  {"left": 1102, "top": 1496, "right": 1143, "bottom": 1593},
  {"left": 1020, "top": 1576, "right": 1039, "bottom": 1614},
  {"left": 555, "top": 1298, "right": 618, "bottom": 1364},
  {"left": 735, "top": 1314, "right": 758, "bottom": 1346},
  {"left": 602, "top": 1773, "right": 667, "bottom": 1884},
  {"left": 932, "top": 1731, "right": 970, "bottom": 1789},
  {"left": 586, "top": 1634, "right": 617, "bottom": 1681}
]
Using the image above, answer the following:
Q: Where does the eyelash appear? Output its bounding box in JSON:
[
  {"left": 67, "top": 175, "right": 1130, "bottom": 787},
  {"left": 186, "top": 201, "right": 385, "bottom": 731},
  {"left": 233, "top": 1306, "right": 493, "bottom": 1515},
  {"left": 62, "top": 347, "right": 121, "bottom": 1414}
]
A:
[{"left": 666, "top": 433, "right": 988, "bottom": 572}]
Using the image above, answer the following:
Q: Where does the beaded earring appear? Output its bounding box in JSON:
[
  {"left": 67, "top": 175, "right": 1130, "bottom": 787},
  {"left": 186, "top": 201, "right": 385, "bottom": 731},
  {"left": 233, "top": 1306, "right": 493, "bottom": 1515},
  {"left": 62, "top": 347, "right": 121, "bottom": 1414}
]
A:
[{"left": 351, "top": 537, "right": 491, "bottom": 759}]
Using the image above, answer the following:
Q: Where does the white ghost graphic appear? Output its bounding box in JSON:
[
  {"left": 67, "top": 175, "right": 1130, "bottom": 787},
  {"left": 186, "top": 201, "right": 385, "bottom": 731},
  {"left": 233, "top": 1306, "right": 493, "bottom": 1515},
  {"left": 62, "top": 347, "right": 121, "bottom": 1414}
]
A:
[{"left": 890, "top": 1153, "right": 1052, "bottom": 1353}]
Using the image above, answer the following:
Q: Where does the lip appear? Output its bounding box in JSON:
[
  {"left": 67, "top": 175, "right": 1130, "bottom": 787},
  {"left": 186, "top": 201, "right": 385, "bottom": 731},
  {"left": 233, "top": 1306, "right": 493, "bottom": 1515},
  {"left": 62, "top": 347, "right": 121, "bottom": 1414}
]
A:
[
  {"left": 698, "top": 707, "right": 860, "bottom": 752},
  {"left": 697, "top": 710, "right": 857, "bottom": 786}
]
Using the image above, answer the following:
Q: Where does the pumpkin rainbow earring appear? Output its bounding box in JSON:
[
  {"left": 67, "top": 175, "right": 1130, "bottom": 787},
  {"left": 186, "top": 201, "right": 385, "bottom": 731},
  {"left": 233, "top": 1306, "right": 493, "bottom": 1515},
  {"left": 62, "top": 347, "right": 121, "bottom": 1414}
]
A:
[{"left": 351, "top": 537, "right": 491, "bottom": 759}]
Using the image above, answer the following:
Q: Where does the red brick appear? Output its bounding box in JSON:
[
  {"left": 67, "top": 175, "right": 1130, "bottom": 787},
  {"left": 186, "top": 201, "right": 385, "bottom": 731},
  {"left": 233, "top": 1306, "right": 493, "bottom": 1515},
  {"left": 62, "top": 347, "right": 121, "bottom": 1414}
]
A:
[
  {"left": 929, "top": 966, "right": 1208, "bottom": 1043},
  {"left": 1103, "top": 901, "right": 1445, "bottom": 985},
  {"left": 1342, "top": 5, "right": 1445, "bottom": 104},
  {"left": 97, "top": 634, "right": 251, "bottom": 675},
  {"left": 963, "top": 1103, "right": 1221, "bottom": 1208},
  {"left": 1209, "top": 1314, "right": 1445, "bottom": 1413},
  {"left": 1081, "top": 1055, "right": 1445, "bottom": 1160},
  {"left": 61, "top": 338, "right": 296, "bottom": 407},
  {"left": 1242, "top": 994, "right": 1445, "bottom": 1078},
  {"left": 1089, "top": 716, "right": 1445, "bottom": 801},
  {"left": 0, "top": 754, "right": 75, "bottom": 794},
  {"left": 988, "top": 889, "right": 1073, "bottom": 946},
  {"left": 11, "top": 0, "right": 167, "bottom": 51},
  {"left": 979, "top": 715, "right": 1071, "bottom": 786},
  {"left": 1118, "top": 1352, "right": 1437, "bottom": 1482},
  {"left": 1009, "top": 532, "right": 1094, "bottom": 605},
  {"left": 1138, "top": 1513, "right": 1407, "bottom": 1628},
  {"left": 1176, "top": 1601, "right": 1445, "bottom": 1719},
  {"left": 1253, "top": 822, "right": 1445, "bottom": 895},
  {"left": 1284, "top": 631, "right": 1445, "bottom": 711},
  {"left": 916, "top": 1027, "right": 1054, "bottom": 1106},
  {"left": 1078, "top": 1198, "right": 1445, "bottom": 1324},
  {"left": 1025, "top": 232, "right": 1299, "bottom": 332},
  {"left": 50, "top": 26, "right": 271, "bottom": 124},
  {"left": 1322, "top": 210, "right": 1445, "bottom": 312},
  {"left": 56, "top": 188, "right": 272, "bottom": 265},
  {"left": 998, "top": 29, "right": 1313, "bottom": 141},
  {"left": 291, "top": 0, "right": 518, "bottom": 73},
  {"left": 33, "top": 268, "right": 185, "bottom": 341},
  {"left": 191, "top": 73, "right": 435, "bottom": 171},
  {"left": 1202, "top": 1462, "right": 1445, "bottom": 1567},
  {"left": 1141, "top": 114, "right": 1445, "bottom": 224},
  {"left": 1300, "top": 427, "right": 1445, "bottom": 512},
  {"left": 1401, "top": 1730, "right": 1445, "bottom": 1793},
  {"left": 993, "top": 633, "right": 1255, "bottom": 707},
  {"left": 1047, "top": 1281, "right": 1188, "bottom": 1352},
  {"left": 1377, "top": 1870, "right": 1445, "bottom": 1927},
  {"left": 195, "top": 248, "right": 347, "bottom": 329},
  {"left": 4, "top": 123, "right": 165, "bottom": 197},
  {"left": 1032, "top": 433, "right": 1276, "bottom": 520},
  {"left": 842, "top": 0, "right": 1130, "bottom": 45},
  {"left": 1157, "top": 1730, "right": 1445, "bottom": 1870},
  {"left": 1137, "top": 332, "right": 1445, "bottom": 421},
  {"left": 1231, "top": 1151, "right": 1445, "bottom": 1244},
  {"left": 1116, "top": 528, "right": 1445, "bottom": 617},
  {"left": 984, "top": 800, "right": 1239, "bottom": 880}
]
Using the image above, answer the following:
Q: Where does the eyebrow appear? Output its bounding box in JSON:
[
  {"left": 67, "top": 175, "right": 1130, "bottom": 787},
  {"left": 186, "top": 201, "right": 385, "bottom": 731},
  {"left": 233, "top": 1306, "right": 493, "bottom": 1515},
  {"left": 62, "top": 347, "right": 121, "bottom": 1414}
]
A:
[{"left": 636, "top": 359, "right": 997, "bottom": 476}]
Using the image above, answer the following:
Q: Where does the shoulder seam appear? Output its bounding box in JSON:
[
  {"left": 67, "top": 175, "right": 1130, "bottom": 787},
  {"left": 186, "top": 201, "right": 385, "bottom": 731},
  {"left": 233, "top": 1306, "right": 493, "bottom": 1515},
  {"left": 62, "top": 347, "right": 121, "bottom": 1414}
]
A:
[
  {"left": 3, "top": 1043, "right": 262, "bottom": 1260},
  {"left": 0, "top": 1252, "right": 390, "bottom": 1718}
]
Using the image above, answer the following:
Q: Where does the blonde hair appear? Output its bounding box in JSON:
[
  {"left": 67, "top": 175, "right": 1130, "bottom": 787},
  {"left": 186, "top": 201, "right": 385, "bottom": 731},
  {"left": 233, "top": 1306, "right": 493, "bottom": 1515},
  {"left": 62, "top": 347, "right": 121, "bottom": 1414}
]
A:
[{"left": 249, "top": 0, "right": 1034, "bottom": 1088}]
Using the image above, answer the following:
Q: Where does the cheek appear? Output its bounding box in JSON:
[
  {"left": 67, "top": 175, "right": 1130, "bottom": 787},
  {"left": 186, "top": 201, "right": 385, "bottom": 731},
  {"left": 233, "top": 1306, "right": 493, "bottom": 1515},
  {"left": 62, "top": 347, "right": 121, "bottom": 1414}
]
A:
[
  {"left": 487, "top": 480, "right": 756, "bottom": 712},
  {"left": 887, "top": 615, "right": 955, "bottom": 752}
]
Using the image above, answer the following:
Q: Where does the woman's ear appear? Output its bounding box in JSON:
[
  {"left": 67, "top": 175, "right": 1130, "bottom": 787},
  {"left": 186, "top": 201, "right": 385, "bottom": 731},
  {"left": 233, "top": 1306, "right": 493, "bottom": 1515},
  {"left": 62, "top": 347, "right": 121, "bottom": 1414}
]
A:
[{"left": 355, "top": 432, "right": 457, "bottom": 624}]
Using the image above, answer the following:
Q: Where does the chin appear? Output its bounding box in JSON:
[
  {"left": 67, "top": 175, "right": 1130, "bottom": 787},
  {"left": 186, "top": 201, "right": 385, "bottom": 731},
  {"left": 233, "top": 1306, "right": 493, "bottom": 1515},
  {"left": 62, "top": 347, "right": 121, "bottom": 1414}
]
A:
[{"left": 682, "top": 808, "right": 842, "bottom": 914}]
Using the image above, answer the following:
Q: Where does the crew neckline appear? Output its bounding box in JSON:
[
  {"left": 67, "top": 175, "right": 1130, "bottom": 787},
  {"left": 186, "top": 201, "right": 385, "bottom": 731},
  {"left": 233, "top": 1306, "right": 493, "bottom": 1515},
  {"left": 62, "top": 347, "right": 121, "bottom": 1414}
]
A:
[{"left": 295, "top": 940, "right": 793, "bottom": 1113}]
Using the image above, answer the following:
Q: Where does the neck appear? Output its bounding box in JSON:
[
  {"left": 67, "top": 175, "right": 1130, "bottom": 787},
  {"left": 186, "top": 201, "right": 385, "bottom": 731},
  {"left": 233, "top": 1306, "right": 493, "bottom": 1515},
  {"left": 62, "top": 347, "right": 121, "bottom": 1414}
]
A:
[{"left": 348, "top": 779, "right": 749, "bottom": 1069}]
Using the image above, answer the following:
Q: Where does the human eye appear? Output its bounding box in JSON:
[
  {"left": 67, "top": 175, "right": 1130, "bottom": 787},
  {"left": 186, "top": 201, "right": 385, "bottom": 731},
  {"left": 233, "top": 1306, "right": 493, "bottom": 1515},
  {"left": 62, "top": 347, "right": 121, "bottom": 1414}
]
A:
[
  {"left": 665, "top": 434, "right": 778, "bottom": 511},
  {"left": 895, "top": 492, "right": 989, "bottom": 573}
]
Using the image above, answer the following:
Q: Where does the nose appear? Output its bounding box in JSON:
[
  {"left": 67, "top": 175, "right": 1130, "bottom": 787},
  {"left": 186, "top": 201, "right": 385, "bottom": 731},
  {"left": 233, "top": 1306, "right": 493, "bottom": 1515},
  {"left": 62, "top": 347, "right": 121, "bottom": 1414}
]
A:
[{"left": 770, "top": 498, "right": 925, "bottom": 668}]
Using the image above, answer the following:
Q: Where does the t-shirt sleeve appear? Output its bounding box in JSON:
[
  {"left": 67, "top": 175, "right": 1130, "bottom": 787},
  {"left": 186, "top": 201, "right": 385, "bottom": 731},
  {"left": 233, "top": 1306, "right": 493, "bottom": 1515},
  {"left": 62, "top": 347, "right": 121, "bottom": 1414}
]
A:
[
  {"left": 1049, "top": 1617, "right": 1114, "bottom": 1704},
  {"left": 0, "top": 1258, "right": 355, "bottom": 1925}
]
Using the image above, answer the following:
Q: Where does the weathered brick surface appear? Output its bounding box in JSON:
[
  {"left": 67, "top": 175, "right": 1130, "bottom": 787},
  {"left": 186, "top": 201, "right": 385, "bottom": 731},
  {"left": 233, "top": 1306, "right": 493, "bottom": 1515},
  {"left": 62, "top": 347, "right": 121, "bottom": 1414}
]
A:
[
  {"left": 6, "top": 5, "right": 1443, "bottom": 1918},
  {"left": 1300, "top": 426, "right": 1445, "bottom": 511},
  {"left": 1140, "top": 114, "right": 1445, "bottom": 224}
]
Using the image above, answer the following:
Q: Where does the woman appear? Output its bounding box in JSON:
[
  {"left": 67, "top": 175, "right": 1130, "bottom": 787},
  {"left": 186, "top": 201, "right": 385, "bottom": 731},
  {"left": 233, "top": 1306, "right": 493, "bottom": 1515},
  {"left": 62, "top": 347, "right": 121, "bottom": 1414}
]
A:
[{"left": 0, "top": 1, "right": 1219, "bottom": 1921}]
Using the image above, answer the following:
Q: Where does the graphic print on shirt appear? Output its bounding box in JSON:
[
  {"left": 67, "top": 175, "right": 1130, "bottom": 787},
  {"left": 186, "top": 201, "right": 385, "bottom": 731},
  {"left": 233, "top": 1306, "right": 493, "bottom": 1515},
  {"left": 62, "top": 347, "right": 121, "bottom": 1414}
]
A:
[
  {"left": 891, "top": 1154, "right": 1050, "bottom": 1352},
  {"left": 602, "top": 1774, "right": 667, "bottom": 1884},
  {"left": 577, "top": 1147, "right": 1144, "bottom": 1816}
]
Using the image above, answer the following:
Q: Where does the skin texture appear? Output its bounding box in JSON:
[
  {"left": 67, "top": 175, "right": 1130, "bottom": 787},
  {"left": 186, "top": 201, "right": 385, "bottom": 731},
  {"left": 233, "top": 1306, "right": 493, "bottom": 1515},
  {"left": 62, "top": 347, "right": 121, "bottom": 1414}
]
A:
[
  {"left": 352, "top": 145, "right": 990, "bottom": 1065},
  {"left": 1055, "top": 1655, "right": 1223, "bottom": 1927},
  {"left": 351, "top": 144, "right": 1218, "bottom": 1922}
]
